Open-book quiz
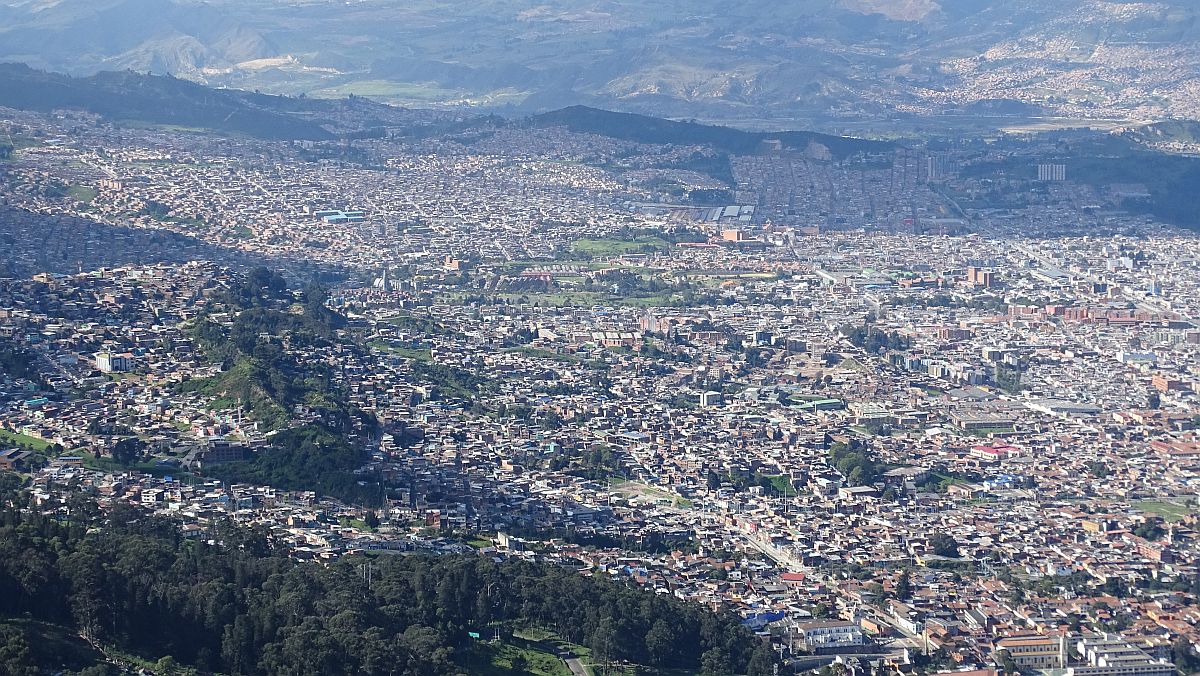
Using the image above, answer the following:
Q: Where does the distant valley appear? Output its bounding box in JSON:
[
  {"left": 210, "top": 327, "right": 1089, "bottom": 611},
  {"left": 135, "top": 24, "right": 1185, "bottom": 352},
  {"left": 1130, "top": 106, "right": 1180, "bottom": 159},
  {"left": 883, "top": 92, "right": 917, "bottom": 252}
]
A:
[{"left": 1, "top": 0, "right": 1199, "bottom": 130}]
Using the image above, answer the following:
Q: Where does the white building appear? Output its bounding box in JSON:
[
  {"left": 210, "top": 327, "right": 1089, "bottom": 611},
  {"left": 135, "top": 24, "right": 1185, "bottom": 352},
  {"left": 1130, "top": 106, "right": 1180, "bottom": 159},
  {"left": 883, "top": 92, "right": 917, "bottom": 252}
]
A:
[
  {"left": 1066, "top": 635, "right": 1176, "bottom": 676},
  {"left": 797, "top": 620, "right": 865, "bottom": 650},
  {"left": 96, "top": 351, "right": 133, "bottom": 373}
]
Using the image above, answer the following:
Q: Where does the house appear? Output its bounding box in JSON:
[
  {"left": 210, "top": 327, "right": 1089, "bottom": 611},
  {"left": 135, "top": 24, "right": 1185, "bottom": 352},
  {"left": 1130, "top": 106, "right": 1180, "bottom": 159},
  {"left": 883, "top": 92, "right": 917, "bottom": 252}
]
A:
[{"left": 0, "top": 448, "right": 33, "bottom": 471}]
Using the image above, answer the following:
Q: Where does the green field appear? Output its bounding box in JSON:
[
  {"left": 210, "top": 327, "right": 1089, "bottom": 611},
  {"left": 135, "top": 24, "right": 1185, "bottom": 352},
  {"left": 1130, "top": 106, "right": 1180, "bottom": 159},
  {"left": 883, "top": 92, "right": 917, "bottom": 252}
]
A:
[
  {"left": 838, "top": 357, "right": 868, "bottom": 372},
  {"left": 311, "top": 79, "right": 463, "bottom": 102},
  {"left": 80, "top": 453, "right": 183, "bottom": 478},
  {"left": 369, "top": 341, "right": 433, "bottom": 362},
  {"left": 570, "top": 237, "right": 669, "bottom": 257},
  {"left": 0, "top": 428, "right": 51, "bottom": 451},
  {"left": 229, "top": 225, "right": 254, "bottom": 239},
  {"left": 1135, "top": 499, "right": 1195, "bottom": 523},
  {"left": 65, "top": 185, "right": 97, "bottom": 204},
  {"left": 459, "top": 638, "right": 572, "bottom": 676},
  {"left": 496, "top": 290, "right": 679, "bottom": 309}
]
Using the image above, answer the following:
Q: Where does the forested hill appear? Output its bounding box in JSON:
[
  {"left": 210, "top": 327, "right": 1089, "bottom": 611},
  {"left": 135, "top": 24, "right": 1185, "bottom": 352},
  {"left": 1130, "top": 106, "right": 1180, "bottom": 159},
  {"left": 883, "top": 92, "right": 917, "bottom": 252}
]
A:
[
  {"left": 532, "top": 106, "right": 892, "bottom": 160},
  {"left": 0, "top": 480, "right": 778, "bottom": 675},
  {"left": 0, "top": 63, "right": 335, "bottom": 140}
]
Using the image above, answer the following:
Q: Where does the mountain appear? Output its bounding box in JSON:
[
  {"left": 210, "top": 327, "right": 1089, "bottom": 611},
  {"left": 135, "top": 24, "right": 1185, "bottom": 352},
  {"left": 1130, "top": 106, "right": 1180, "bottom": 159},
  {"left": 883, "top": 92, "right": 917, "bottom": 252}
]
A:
[
  {"left": 1, "top": 0, "right": 1198, "bottom": 127},
  {"left": 0, "top": 63, "right": 436, "bottom": 139},
  {"left": 0, "top": 62, "right": 332, "bottom": 139}
]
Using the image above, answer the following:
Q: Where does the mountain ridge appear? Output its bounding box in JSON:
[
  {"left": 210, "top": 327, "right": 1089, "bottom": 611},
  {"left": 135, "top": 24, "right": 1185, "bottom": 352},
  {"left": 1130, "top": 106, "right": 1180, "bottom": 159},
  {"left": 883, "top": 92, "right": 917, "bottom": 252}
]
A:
[
  {"left": 531, "top": 105, "right": 892, "bottom": 159},
  {"left": 0, "top": 64, "right": 890, "bottom": 158},
  {"left": 1, "top": 0, "right": 1198, "bottom": 125}
]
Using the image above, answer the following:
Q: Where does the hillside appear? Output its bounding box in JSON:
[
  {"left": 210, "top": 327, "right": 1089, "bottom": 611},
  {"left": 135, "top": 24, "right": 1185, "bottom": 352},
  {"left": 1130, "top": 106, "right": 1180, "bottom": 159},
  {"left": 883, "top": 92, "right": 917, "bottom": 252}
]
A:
[
  {"left": 0, "top": 0, "right": 1198, "bottom": 126},
  {"left": 533, "top": 106, "right": 892, "bottom": 159},
  {"left": 0, "top": 63, "right": 334, "bottom": 140}
]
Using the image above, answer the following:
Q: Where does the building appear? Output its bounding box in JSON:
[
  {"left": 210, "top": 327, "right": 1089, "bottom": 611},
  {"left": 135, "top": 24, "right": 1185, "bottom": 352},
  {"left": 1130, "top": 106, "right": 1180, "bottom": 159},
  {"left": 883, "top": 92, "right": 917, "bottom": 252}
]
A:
[
  {"left": 1151, "top": 374, "right": 1191, "bottom": 393},
  {"left": 1065, "top": 635, "right": 1175, "bottom": 676},
  {"left": 1038, "top": 164, "right": 1067, "bottom": 181},
  {"left": 183, "top": 438, "right": 251, "bottom": 470},
  {"left": 995, "top": 635, "right": 1066, "bottom": 671},
  {"left": 797, "top": 620, "right": 865, "bottom": 651},
  {"left": 967, "top": 267, "right": 996, "bottom": 287},
  {"left": 96, "top": 351, "right": 133, "bottom": 373},
  {"left": 0, "top": 448, "right": 33, "bottom": 471}
]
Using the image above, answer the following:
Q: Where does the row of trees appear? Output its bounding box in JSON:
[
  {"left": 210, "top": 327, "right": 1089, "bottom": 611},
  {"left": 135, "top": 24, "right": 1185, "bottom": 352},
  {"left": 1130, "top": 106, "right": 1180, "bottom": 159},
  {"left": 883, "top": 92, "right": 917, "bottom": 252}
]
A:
[{"left": 0, "top": 489, "right": 777, "bottom": 675}]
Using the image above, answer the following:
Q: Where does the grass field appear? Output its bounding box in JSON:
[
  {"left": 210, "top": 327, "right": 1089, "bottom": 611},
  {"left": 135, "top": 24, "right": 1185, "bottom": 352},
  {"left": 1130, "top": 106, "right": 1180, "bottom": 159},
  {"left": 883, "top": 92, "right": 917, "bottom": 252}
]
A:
[
  {"left": 1135, "top": 499, "right": 1195, "bottom": 523},
  {"left": 570, "top": 236, "right": 669, "bottom": 257},
  {"left": 496, "top": 290, "right": 679, "bottom": 309},
  {"left": 81, "top": 453, "right": 185, "bottom": 478},
  {"left": 311, "top": 79, "right": 462, "bottom": 102},
  {"left": 0, "top": 428, "right": 51, "bottom": 451},
  {"left": 460, "top": 637, "right": 572, "bottom": 676},
  {"left": 504, "top": 346, "right": 604, "bottom": 369},
  {"left": 369, "top": 341, "right": 433, "bottom": 362},
  {"left": 838, "top": 357, "right": 868, "bottom": 372},
  {"left": 65, "top": 185, "right": 98, "bottom": 204}
]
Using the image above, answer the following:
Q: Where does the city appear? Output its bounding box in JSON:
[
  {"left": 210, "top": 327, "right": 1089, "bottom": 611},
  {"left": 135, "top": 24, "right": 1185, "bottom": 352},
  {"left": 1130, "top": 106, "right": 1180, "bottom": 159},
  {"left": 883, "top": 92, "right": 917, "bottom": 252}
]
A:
[{"left": 2, "top": 94, "right": 1199, "bottom": 676}]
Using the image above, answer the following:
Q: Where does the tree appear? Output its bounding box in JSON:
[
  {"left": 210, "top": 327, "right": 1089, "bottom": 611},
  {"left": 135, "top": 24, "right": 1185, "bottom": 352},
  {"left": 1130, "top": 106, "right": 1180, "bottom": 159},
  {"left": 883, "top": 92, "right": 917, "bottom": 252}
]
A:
[
  {"left": 589, "top": 617, "right": 619, "bottom": 674},
  {"left": 707, "top": 471, "right": 721, "bottom": 491},
  {"left": 0, "top": 489, "right": 771, "bottom": 676},
  {"left": 929, "top": 533, "right": 960, "bottom": 558},
  {"left": 0, "top": 626, "right": 37, "bottom": 676},
  {"left": 997, "top": 648, "right": 1018, "bottom": 675},
  {"left": 746, "top": 645, "right": 778, "bottom": 676},
  {"left": 542, "top": 410, "right": 564, "bottom": 430},
  {"left": 866, "top": 582, "right": 885, "bottom": 606},
  {"left": 154, "top": 655, "right": 196, "bottom": 676},
  {"left": 1173, "top": 636, "right": 1198, "bottom": 674},
  {"left": 363, "top": 510, "right": 380, "bottom": 529},
  {"left": 645, "top": 620, "right": 676, "bottom": 667},
  {"left": 1148, "top": 391, "right": 1161, "bottom": 410},
  {"left": 700, "top": 648, "right": 733, "bottom": 676},
  {"left": 848, "top": 466, "right": 865, "bottom": 486},
  {"left": 895, "top": 570, "right": 912, "bottom": 600},
  {"left": 111, "top": 436, "right": 144, "bottom": 465}
]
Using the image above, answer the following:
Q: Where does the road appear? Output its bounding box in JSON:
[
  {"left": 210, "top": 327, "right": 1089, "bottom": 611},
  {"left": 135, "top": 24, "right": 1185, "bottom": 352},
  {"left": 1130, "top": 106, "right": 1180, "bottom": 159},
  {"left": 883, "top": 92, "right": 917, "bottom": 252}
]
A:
[{"left": 566, "top": 657, "right": 589, "bottom": 676}]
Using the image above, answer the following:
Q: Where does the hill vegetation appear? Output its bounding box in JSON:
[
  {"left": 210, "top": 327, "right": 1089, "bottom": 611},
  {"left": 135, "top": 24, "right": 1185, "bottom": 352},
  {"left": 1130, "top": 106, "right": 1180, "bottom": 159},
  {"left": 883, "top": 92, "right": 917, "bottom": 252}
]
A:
[
  {"left": 0, "top": 63, "right": 333, "bottom": 140},
  {"left": 0, "top": 486, "right": 778, "bottom": 675},
  {"left": 180, "top": 267, "right": 380, "bottom": 504},
  {"left": 962, "top": 137, "right": 1200, "bottom": 230},
  {"left": 533, "top": 106, "right": 892, "bottom": 160}
]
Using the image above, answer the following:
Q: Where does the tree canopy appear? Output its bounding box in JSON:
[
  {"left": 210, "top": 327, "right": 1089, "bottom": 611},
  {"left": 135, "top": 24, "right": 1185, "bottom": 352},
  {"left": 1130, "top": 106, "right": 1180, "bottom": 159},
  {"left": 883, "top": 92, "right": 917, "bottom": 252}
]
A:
[{"left": 0, "top": 488, "right": 777, "bottom": 675}]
